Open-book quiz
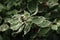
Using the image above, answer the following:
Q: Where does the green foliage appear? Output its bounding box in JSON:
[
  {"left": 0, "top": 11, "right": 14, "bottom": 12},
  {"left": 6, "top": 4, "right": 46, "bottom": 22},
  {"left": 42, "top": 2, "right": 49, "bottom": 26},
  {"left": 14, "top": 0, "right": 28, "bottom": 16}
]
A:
[{"left": 0, "top": 0, "right": 60, "bottom": 40}]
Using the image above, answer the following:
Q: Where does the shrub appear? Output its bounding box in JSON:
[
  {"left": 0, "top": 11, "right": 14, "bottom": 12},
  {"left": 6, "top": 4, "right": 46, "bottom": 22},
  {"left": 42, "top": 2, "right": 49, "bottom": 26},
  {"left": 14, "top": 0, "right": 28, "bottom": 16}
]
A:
[{"left": 0, "top": 0, "right": 60, "bottom": 40}]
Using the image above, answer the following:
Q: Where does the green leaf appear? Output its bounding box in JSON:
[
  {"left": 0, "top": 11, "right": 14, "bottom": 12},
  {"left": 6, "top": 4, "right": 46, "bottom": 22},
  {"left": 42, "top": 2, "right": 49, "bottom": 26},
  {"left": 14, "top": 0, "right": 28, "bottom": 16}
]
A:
[
  {"left": 12, "top": 25, "right": 24, "bottom": 36},
  {"left": 0, "top": 3, "right": 5, "bottom": 12},
  {"left": 38, "top": 28, "right": 50, "bottom": 36},
  {"left": 6, "top": 10, "right": 17, "bottom": 16},
  {"left": 24, "top": 11, "right": 30, "bottom": 20},
  {"left": 48, "top": 0, "right": 58, "bottom": 7},
  {"left": 39, "top": 20, "right": 51, "bottom": 28},
  {"left": 32, "top": 16, "right": 51, "bottom": 27},
  {"left": 0, "top": 24, "right": 9, "bottom": 31},
  {"left": 27, "top": 0, "right": 38, "bottom": 13},
  {"left": 24, "top": 22, "right": 32, "bottom": 35},
  {"left": 6, "top": 0, "right": 19, "bottom": 10},
  {"left": 7, "top": 1, "right": 13, "bottom": 10},
  {"left": 10, "top": 22, "right": 22, "bottom": 31},
  {"left": 58, "top": 5, "right": 60, "bottom": 12},
  {"left": 15, "top": 25, "right": 24, "bottom": 33},
  {"left": 32, "top": 16, "right": 46, "bottom": 25},
  {"left": 7, "top": 14, "right": 23, "bottom": 31},
  {"left": 57, "top": 20, "right": 60, "bottom": 26},
  {"left": 51, "top": 25, "right": 58, "bottom": 30}
]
